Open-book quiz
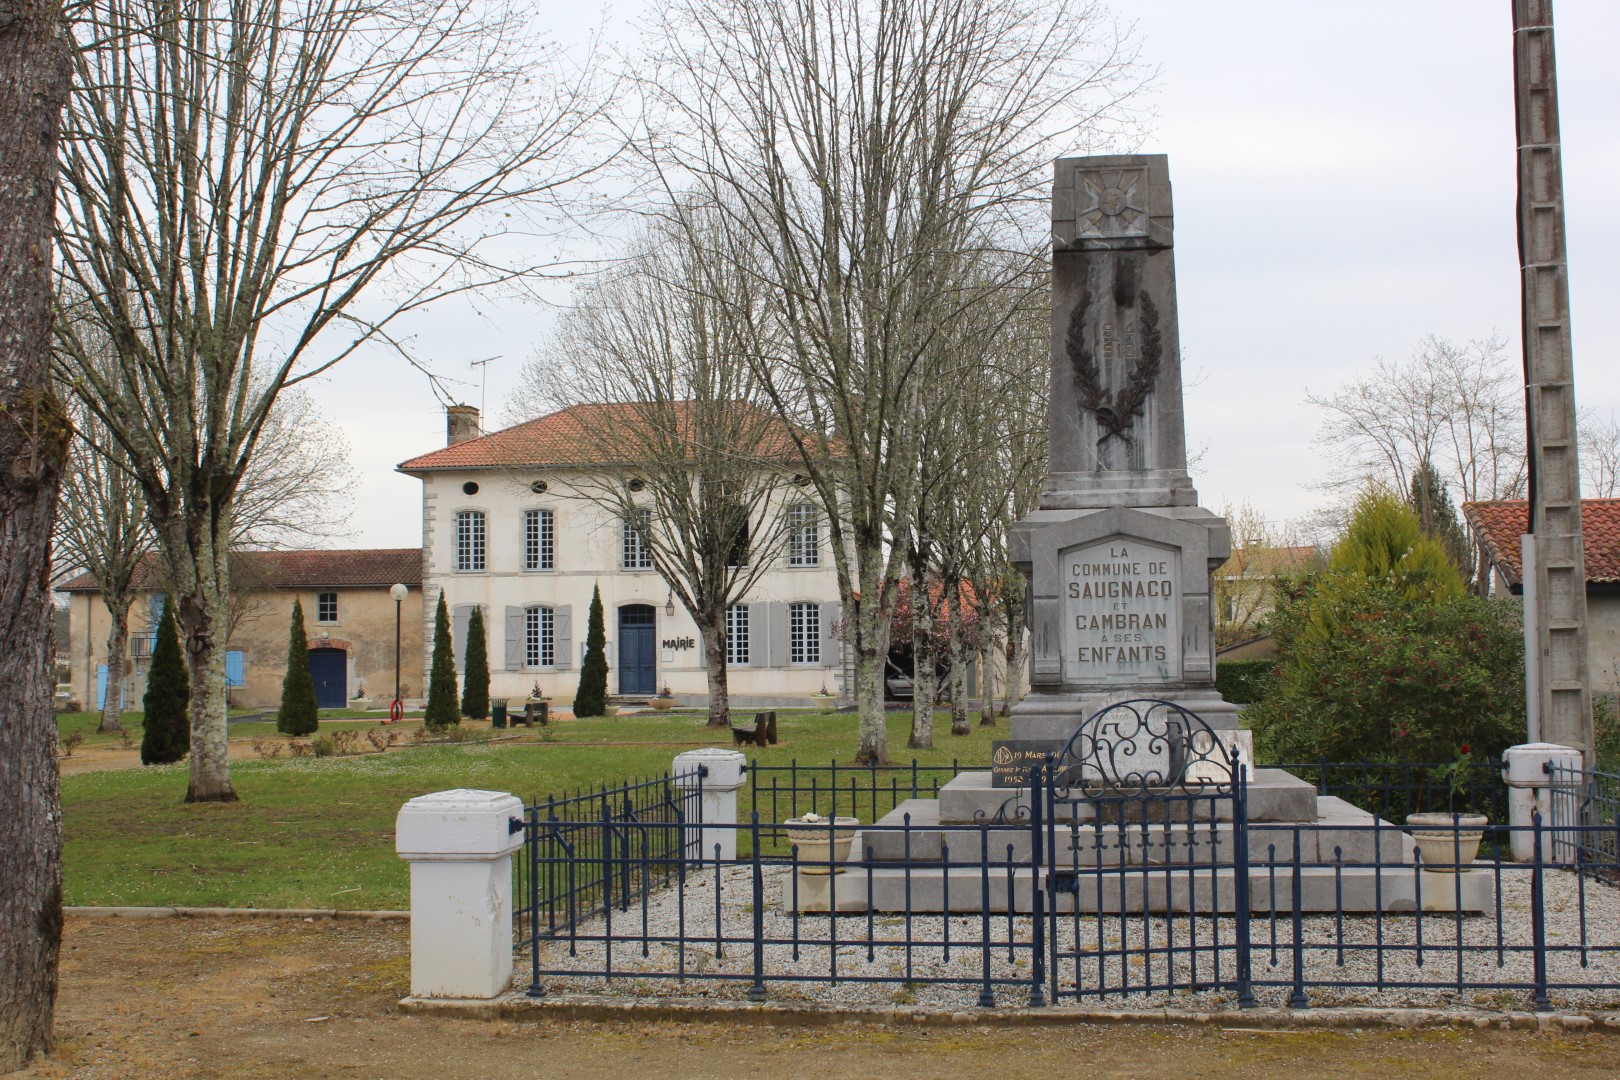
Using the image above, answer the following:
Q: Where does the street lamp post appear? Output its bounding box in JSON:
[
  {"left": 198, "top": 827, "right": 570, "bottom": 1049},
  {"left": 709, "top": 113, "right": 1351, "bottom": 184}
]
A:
[{"left": 389, "top": 582, "right": 408, "bottom": 723}]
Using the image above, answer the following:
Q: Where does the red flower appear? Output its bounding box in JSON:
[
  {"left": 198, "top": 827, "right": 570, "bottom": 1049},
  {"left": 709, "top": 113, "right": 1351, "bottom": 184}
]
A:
[{"left": 1458, "top": 744, "right": 1470, "bottom": 754}]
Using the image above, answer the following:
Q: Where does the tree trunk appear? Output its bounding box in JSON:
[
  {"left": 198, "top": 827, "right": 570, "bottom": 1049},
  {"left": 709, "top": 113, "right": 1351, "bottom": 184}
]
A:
[
  {"left": 1001, "top": 581, "right": 1027, "bottom": 717},
  {"left": 908, "top": 573, "right": 935, "bottom": 750},
  {"left": 703, "top": 621, "right": 730, "bottom": 728},
  {"left": 947, "top": 586, "right": 970, "bottom": 737},
  {"left": 0, "top": 0, "right": 71, "bottom": 1066},
  {"left": 172, "top": 529, "right": 237, "bottom": 803},
  {"left": 978, "top": 633, "right": 996, "bottom": 727},
  {"left": 850, "top": 567, "right": 891, "bottom": 765},
  {"left": 98, "top": 595, "right": 129, "bottom": 733}
]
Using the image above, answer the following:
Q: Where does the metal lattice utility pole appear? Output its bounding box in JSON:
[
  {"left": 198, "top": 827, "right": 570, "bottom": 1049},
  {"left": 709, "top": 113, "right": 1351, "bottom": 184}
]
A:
[{"left": 1513, "top": 0, "right": 1593, "bottom": 762}]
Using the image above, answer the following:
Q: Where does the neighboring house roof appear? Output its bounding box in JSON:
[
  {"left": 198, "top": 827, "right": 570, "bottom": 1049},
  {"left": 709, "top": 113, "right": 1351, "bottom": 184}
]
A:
[
  {"left": 1462, "top": 498, "right": 1620, "bottom": 587},
  {"left": 396, "top": 402, "right": 814, "bottom": 472},
  {"left": 58, "top": 549, "right": 423, "bottom": 593},
  {"left": 1215, "top": 545, "right": 1320, "bottom": 578}
]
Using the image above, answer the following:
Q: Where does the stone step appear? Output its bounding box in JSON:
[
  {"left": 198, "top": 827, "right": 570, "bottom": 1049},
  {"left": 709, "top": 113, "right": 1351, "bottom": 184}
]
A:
[
  {"left": 857, "top": 797, "right": 1412, "bottom": 867},
  {"left": 935, "top": 768, "right": 1318, "bottom": 825},
  {"left": 784, "top": 863, "right": 1490, "bottom": 915}
]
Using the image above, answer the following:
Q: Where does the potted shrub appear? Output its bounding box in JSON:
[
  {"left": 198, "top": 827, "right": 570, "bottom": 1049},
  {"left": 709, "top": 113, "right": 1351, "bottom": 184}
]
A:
[
  {"left": 650, "top": 686, "right": 677, "bottom": 711},
  {"left": 784, "top": 812, "right": 859, "bottom": 875},
  {"left": 1407, "top": 745, "right": 1489, "bottom": 870}
]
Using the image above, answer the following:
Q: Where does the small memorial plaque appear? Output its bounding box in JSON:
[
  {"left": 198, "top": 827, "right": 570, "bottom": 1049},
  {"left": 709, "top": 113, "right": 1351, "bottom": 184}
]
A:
[{"left": 990, "top": 739, "right": 1069, "bottom": 788}]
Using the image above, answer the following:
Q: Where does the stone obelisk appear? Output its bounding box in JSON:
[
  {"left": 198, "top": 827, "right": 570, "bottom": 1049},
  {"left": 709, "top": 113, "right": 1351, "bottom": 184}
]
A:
[{"left": 1009, "top": 155, "right": 1235, "bottom": 742}]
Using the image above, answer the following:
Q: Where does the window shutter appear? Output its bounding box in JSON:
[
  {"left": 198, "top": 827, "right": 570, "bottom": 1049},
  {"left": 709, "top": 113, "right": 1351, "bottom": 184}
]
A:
[
  {"left": 554, "top": 605, "right": 573, "bottom": 669},
  {"left": 504, "top": 607, "right": 523, "bottom": 671},
  {"left": 748, "top": 602, "right": 769, "bottom": 668},
  {"left": 768, "top": 602, "right": 789, "bottom": 667},
  {"left": 819, "top": 602, "right": 840, "bottom": 667},
  {"left": 452, "top": 604, "right": 472, "bottom": 671}
]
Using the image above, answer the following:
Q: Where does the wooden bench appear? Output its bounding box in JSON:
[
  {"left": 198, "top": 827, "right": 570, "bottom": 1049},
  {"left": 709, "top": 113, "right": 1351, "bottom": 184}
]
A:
[{"left": 730, "top": 710, "right": 778, "bottom": 747}]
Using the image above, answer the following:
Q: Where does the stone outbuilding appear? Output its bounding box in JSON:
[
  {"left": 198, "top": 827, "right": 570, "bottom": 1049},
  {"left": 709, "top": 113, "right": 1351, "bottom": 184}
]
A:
[{"left": 61, "top": 549, "right": 424, "bottom": 712}]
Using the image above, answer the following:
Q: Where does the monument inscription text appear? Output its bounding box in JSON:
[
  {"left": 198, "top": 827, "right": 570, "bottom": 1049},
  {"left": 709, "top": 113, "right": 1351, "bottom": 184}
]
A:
[{"left": 1062, "top": 538, "right": 1181, "bottom": 685}]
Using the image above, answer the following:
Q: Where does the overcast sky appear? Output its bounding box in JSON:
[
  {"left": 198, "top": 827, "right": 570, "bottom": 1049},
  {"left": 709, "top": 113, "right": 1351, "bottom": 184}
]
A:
[{"left": 315, "top": 0, "right": 1620, "bottom": 549}]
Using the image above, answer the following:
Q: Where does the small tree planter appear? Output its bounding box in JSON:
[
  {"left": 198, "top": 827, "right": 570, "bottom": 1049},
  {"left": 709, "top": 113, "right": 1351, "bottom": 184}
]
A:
[
  {"left": 1406, "top": 812, "right": 1489, "bottom": 871},
  {"left": 785, "top": 815, "right": 859, "bottom": 875}
]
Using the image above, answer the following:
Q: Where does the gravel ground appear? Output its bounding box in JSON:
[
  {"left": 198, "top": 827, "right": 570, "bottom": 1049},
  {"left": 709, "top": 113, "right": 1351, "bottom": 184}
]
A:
[{"left": 524, "top": 863, "right": 1620, "bottom": 1013}]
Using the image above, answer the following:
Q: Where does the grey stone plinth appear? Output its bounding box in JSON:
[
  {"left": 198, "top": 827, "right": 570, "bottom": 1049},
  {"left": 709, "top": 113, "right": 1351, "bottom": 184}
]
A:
[
  {"left": 935, "top": 768, "right": 1314, "bottom": 826},
  {"left": 1008, "top": 689, "right": 1240, "bottom": 741}
]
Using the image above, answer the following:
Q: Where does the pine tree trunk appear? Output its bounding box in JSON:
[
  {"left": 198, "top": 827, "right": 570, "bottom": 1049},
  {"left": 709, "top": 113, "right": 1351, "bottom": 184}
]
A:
[
  {"left": 908, "top": 574, "right": 935, "bottom": 750},
  {"left": 703, "top": 621, "right": 730, "bottom": 728},
  {"left": 98, "top": 596, "right": 129, "bottom": 733},
  {"left": 0, "top": 0, "right": 71, "bottom": 1065}
]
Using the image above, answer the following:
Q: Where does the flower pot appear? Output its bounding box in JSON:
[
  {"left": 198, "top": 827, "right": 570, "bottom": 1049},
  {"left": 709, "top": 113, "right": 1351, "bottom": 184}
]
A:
[
  {"left": 1405, "top": 812, "right": 1488, "bottom": 871},
  {"left": 784, "top": 815, "right": 859, "bottom": 875},
  {"left": 649, "top": 697, "right": 676, "bottom": 712}
]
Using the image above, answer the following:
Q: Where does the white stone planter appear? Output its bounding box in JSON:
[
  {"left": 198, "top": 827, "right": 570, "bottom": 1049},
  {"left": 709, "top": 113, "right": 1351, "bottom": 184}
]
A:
[
  {"left": 785, "top": 815, "right": 858, "bottom": 875},
  {"left": 1405, "top": 812, "right": 1489, "bottom": 871}
]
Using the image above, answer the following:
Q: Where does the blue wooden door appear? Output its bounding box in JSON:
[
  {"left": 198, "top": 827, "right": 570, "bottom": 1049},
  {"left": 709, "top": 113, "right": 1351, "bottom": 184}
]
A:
[
  {"left": 308, "top": 648, "right": 347, "bottom": 709},
  {"left": 617, "top": 605, "right": 656, "bottom": 696}
]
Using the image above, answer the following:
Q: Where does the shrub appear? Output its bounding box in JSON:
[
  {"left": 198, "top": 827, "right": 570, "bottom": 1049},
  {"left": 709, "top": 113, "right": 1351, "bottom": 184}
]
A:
[
  {"left": 276, "top": 598, "right": 319, "bottom": 736},
  {"left": 573, "top": 585, "right": 608, "bottom": 718},
  {"left": 461, "top": 606, "right": 490, "bottom": 720},
  {"left": 1245, "top": 572, "right": 1525, "bottom": 765},
  {"left": 1215, "top": 658, "right": 1274, "bottom": 705},
  {"left": 1328, "top": 488, "right": 1463, "bottom": 600},
  {"left": 140, "top": 595, "right": 189, "bottom": 765},
  {"left": 423, "top": 593, "right": 460, "bottom": 730}
]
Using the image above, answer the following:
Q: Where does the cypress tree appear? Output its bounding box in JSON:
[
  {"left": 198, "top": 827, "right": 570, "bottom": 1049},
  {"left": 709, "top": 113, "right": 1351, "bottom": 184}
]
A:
[
  {"left": 424, "top": 592, "right": 460, "bottom": 730},
  {"left": 573, "top": 585, "right": 608, "bottom": 718},
  {"left": 276, "top": 598, "right": 319, "bottom": 736},
  {"left": 140, "top": 595, "right": 189, "bottom": 765},
  {"left": 461, "top": 605, "right": 490, "bottom": 720}
]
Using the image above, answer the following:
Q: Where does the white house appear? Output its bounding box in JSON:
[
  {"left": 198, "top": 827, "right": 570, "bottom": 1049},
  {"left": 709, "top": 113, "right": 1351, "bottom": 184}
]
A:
[{"left": 398, "top": 404, "right": 847, "bottom": 709}]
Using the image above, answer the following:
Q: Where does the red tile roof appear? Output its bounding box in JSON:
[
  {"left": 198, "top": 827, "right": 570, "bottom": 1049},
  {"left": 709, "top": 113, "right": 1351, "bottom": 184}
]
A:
[
  {"left": 58, "top": 549, "right": 422, "bottom": 593},
  {"left": 1462, "top": 499, "right": 1620, "bottom": 586},
  {"left": 397, "top": 402, "right": 813, "bottom": 472}
]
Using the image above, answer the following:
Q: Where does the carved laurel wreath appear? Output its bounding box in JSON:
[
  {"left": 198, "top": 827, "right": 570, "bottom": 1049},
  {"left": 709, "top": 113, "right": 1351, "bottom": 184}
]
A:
[{"left": 1066, "top": 286, "right": 1162, "bottom": 442}]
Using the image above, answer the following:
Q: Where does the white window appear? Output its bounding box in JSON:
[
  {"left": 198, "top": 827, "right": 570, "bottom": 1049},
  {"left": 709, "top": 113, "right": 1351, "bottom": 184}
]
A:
[
  {"left": 524, "top": 605, "right": 554, "bottom": 668},
  {"left": 725, "top": 604, "right": 749, "bottom": 665},
  {"left": 455, "top": 510, "right": 486, "bottom": 572},
  {"left": 524, "top": 508, "right": 554, "bottom": 571},
  {"left": 789, "top": 601, "right": 820, "bottom": 664},
  {"left": 316, "top": 592, "right": 338, "bottom": 623},
  {"left": 622, "top": 508, "right": 652, "bottom": 570},
  {"left": 788, "top": 503, "right": 819, "bottom": 566}
]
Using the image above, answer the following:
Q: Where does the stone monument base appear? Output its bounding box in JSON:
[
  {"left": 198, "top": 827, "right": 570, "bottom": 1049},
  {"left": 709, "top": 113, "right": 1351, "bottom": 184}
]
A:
[{"left": 1008, "top": 687, "right": 1240, "bottom": 743}]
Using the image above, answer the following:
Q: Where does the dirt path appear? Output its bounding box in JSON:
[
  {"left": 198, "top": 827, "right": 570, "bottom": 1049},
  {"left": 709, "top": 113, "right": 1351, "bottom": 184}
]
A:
[{"left": 16, "top": 916, "right": 1620, "bottom": 1079}]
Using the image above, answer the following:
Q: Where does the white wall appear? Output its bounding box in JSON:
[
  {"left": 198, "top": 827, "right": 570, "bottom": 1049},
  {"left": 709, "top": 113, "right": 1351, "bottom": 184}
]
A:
[{"left": 415, "top": 467, "right": 845, "bottom": 706}]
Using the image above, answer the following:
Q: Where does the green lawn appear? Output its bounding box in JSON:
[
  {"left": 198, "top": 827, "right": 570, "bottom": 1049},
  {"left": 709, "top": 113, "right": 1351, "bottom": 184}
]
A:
[{"left": 62, "top": 710, "right": 1002, "bottom": 911}]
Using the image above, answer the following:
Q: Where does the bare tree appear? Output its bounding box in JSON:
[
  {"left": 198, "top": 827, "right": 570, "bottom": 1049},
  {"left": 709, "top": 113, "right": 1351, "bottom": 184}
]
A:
[
  {"left": 54, "top": 0, "right": 612, "bottom": 801},
  {"left": 55, "top": 406, "right": 151, "bottom": 733},
  {"left": 1579, "top": 408, "right": 1620, "bottom": 499},
  {"left": 642, "top": 0, "right": 1148, "bottom": 763},
  {"left": 510, "top": 211, "right": 803, "bottom": 728},
  {"left": 1308, "top": 333, "right": 1526, "bottom": 591},
  {"left": 0, "top": 0, "right": 71, "bottom": 1067},
  {"left": 1211, "top": 500, "right": 1319, "bottom": 646}
]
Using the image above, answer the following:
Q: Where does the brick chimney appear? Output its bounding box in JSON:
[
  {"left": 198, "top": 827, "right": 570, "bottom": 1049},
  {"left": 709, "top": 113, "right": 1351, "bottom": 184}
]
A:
[{"left": 446, "top": 405, "right": 480, "bottom": 446}]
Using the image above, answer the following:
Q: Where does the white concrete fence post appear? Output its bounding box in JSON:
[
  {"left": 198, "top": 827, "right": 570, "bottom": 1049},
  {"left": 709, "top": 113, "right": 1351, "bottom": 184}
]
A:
[
  {"left": 672, "top": 748, "right": 748, "bottom": 861},
  {"left": 1501, "top": 742, "right": 1584, "bottom": 863},
  {"left": 395, "top": 788, "right": 525, "bottom": 999}
]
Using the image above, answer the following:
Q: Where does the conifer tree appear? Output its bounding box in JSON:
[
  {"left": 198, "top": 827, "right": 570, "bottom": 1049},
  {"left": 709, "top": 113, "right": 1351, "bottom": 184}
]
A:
[
  {"left": 461, "top": 605, "right": 490, "bottom": 720},
  {"left": 573, "top": 585, "right": 608, "bottom": 717},
  {"left": 275, "top": 598, "right": 319, "bottom": 736},
  {"left": 424, "top": 592, "right": 460, "bottom": 730},
  {"left": 140, "top": 595, "right": 189, "bottom": 765}
]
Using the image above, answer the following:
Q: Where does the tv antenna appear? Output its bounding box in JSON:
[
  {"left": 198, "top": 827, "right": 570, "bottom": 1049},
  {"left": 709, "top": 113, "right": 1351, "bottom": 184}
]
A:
[{"left": 469, "top": 355, "right": 502, "bottom": 432}]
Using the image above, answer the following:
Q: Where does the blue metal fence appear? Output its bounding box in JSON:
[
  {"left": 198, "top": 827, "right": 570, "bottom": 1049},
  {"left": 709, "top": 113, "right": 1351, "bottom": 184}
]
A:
[{"left": 515, "top": 758, "right": 1620, "bottom": 1011}]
